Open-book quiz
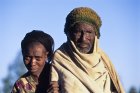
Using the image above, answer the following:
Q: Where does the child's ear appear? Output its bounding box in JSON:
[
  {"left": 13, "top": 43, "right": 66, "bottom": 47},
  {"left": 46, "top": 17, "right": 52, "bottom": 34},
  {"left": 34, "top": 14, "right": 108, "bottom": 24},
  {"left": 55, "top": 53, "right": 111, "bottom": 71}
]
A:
[{"left": 45, "top": 51, "right": 49, "bottom": 58}]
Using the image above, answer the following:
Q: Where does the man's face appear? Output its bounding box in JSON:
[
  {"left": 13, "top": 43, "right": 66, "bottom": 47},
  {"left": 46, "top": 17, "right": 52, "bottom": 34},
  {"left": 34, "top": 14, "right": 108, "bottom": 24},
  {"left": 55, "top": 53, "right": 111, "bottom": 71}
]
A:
[
  {"left": 69, "top": 22, "right": 96, "bottom": 54},
  {"left": 23, "top": 42, "right": 48, "bottom": 76}
]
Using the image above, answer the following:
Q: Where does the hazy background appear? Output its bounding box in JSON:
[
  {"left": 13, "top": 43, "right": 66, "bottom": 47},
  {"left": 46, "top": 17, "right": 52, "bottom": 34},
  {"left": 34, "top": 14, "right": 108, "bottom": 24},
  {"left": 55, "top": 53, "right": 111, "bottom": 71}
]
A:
[{"left": 0, "top": 0, "right": 139, "bottom": 92}]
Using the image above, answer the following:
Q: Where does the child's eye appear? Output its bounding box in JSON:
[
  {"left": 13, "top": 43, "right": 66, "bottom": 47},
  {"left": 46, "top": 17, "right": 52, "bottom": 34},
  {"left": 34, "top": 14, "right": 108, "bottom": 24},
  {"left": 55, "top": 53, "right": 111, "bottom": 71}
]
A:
[
  {"left": 25, "top": 56, "right": 30, "bottom": 60},
  {"left": 35, "top": 57, "right": 42, "bottom": 61}
]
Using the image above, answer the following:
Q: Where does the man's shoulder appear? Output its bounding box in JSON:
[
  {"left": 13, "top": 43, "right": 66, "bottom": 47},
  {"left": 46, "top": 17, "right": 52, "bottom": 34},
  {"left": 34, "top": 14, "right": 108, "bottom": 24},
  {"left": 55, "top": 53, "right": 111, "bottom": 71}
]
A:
[
  {"left": 54, "top": 42, "right": 68, "bottom": 55},
  {"left": 97, "top": 48, "right": 106, "bottom": 55},
  {"left": 97, "top": 48, "right": 109, "bottom": 57}
]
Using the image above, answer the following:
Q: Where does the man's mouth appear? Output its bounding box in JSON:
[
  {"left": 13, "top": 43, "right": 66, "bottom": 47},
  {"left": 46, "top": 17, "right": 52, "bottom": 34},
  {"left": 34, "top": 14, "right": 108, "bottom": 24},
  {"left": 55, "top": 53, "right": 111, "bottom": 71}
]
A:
[{"left": 78, "top": 43, "right": 88, "bottom": 48}]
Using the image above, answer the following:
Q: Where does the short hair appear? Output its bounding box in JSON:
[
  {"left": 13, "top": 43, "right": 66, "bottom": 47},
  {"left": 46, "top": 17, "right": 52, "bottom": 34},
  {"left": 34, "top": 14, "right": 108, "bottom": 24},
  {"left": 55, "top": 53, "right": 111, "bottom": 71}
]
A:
[{"left": 21, "top": 30, "right": 54, "bottom": 62}]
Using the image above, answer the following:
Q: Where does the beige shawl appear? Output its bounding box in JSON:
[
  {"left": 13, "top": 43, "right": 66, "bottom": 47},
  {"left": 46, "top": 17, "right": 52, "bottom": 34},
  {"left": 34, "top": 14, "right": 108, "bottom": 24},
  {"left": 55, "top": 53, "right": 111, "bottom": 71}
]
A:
[{"left": 51, "top": 37, "right": 125, "bottom": 93}]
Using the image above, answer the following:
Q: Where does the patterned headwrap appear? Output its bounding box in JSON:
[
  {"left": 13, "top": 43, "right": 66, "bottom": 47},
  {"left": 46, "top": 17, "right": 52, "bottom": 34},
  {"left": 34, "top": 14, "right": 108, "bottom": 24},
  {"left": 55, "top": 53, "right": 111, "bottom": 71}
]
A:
[{"left": 64, "top": 7, "right": 102, "bottom": 38}]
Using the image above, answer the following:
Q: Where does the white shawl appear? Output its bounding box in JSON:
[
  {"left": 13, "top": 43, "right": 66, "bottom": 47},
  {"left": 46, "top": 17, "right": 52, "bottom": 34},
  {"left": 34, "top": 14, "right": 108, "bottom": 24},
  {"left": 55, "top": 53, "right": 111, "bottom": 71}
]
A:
[{"left": 51, "top": 37, "right": 125, "bottom": 93}]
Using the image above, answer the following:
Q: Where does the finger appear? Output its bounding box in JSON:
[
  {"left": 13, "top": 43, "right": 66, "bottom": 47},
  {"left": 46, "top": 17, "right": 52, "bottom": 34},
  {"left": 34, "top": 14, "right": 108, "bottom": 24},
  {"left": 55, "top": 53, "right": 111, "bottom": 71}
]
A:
[{"left": 47, "top": 87, "right": 59, "bottom": 93}]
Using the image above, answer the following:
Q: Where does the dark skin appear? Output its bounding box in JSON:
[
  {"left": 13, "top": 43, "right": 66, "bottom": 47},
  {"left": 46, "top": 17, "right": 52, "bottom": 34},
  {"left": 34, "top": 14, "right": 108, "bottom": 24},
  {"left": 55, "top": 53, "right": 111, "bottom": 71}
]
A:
[
  {"left": 69, "top": 22, "right": 117, "bottom": 92},
  {"left": 23, "top": 42, "right": 48, "bottom": 81},
  {"left": 69, "top": 22, "right": 96, "bottom": 54},
  {"left": 23, "top": 42, "right": 59, "bottom": 93}
]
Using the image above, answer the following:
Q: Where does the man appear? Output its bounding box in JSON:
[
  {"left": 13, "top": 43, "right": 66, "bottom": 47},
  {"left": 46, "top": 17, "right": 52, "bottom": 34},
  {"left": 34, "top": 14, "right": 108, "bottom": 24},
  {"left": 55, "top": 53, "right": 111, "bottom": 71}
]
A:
[
  {"left": 50, "top": 7, "right": 125, "bottom": 93},
  {"left": 11, "top": 30, "right": 59, "bottom": 93}
]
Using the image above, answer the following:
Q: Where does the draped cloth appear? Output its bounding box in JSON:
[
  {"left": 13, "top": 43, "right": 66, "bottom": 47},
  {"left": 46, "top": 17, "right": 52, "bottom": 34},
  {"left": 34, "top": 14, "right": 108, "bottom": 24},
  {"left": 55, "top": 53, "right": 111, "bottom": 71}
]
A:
[{"left": 51, "top": 37, "right": 125, "bottom": 93}]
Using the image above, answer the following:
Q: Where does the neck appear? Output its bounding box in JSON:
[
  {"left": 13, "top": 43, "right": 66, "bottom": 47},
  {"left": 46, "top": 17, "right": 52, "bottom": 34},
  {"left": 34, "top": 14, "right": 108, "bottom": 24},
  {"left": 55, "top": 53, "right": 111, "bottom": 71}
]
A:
[
  {"left": 31, "top": 74, "right": 39, "bottom": 84},
  {"left": 30, "top": 64, "right": 45, "bottom": 84}
]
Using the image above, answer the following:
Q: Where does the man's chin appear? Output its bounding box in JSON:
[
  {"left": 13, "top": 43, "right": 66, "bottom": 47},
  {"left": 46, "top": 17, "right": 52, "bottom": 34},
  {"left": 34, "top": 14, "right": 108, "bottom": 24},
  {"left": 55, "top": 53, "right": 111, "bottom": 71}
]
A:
[
  {"left": 77, "top": 45, "right": 93, "bottom": 54},
  {"left": 77, "top": 48, "right": 90, "bottom": 54}
]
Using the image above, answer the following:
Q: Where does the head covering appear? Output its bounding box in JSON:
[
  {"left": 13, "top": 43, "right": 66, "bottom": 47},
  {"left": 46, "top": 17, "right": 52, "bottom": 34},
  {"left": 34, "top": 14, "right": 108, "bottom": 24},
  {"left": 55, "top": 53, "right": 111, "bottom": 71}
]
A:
[{"left": 64, "top": 7, "right": 102, "bottom": 38}]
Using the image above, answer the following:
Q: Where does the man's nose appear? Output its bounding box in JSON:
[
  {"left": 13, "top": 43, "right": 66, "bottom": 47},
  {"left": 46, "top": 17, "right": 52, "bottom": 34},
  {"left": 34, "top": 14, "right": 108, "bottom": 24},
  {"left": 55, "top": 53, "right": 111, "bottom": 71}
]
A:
[{"left": 81, "top": 32, "right": 88, "bottom": 41}]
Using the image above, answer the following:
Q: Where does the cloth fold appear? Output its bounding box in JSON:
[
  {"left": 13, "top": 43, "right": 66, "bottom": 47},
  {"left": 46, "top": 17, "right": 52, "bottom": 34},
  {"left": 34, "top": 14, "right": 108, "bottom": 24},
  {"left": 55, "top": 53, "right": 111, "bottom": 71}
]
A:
[{"left": 51, "top": 37, "right": 125, "bottom": 93}]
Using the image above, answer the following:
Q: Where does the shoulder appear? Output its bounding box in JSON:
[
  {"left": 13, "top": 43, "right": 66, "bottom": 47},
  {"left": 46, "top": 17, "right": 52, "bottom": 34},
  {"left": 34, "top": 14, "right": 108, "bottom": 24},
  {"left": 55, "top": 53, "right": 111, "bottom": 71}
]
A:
[
  {"left": 97, "top": 48, "right": 114, "bottom": 69},
  {"left": 54, "top": 42, "right": 68, "bottom": 54},
  {"left": 14, "top": 72, "right": 29, "bottom": 86},
  {"left": 11, "top": 72, "right": 28, "bottom": 92},
  {"left": 97, "top": 48, "right": 110, "bottom": 61}
]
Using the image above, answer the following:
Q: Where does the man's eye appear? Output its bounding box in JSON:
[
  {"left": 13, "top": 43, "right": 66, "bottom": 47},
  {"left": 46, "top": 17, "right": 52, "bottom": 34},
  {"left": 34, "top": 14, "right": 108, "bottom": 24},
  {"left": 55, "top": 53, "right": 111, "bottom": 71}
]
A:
[
  {"left": 74, "top": 31, "right": 81, "bottom": 35},
  {"left": 87, "top": 31, "right": 92, "bottom": 34},
  {"left": 85, "top": 30, "right": 93, "bottom": 34}
]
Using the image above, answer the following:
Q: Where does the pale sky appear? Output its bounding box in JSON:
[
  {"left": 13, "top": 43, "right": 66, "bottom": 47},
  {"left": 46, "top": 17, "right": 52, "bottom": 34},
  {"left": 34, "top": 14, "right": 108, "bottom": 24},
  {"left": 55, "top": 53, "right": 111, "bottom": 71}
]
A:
[{"left": 0, "top": 0, "right": 139, "bottom": 92}]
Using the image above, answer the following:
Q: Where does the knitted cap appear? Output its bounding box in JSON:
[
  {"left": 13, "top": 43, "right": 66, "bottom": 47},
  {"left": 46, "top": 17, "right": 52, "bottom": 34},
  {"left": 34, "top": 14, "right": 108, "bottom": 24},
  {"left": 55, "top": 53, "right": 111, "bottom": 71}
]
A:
[{"left": 64, "top": 7, "right": 102, "bottom": 38}]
